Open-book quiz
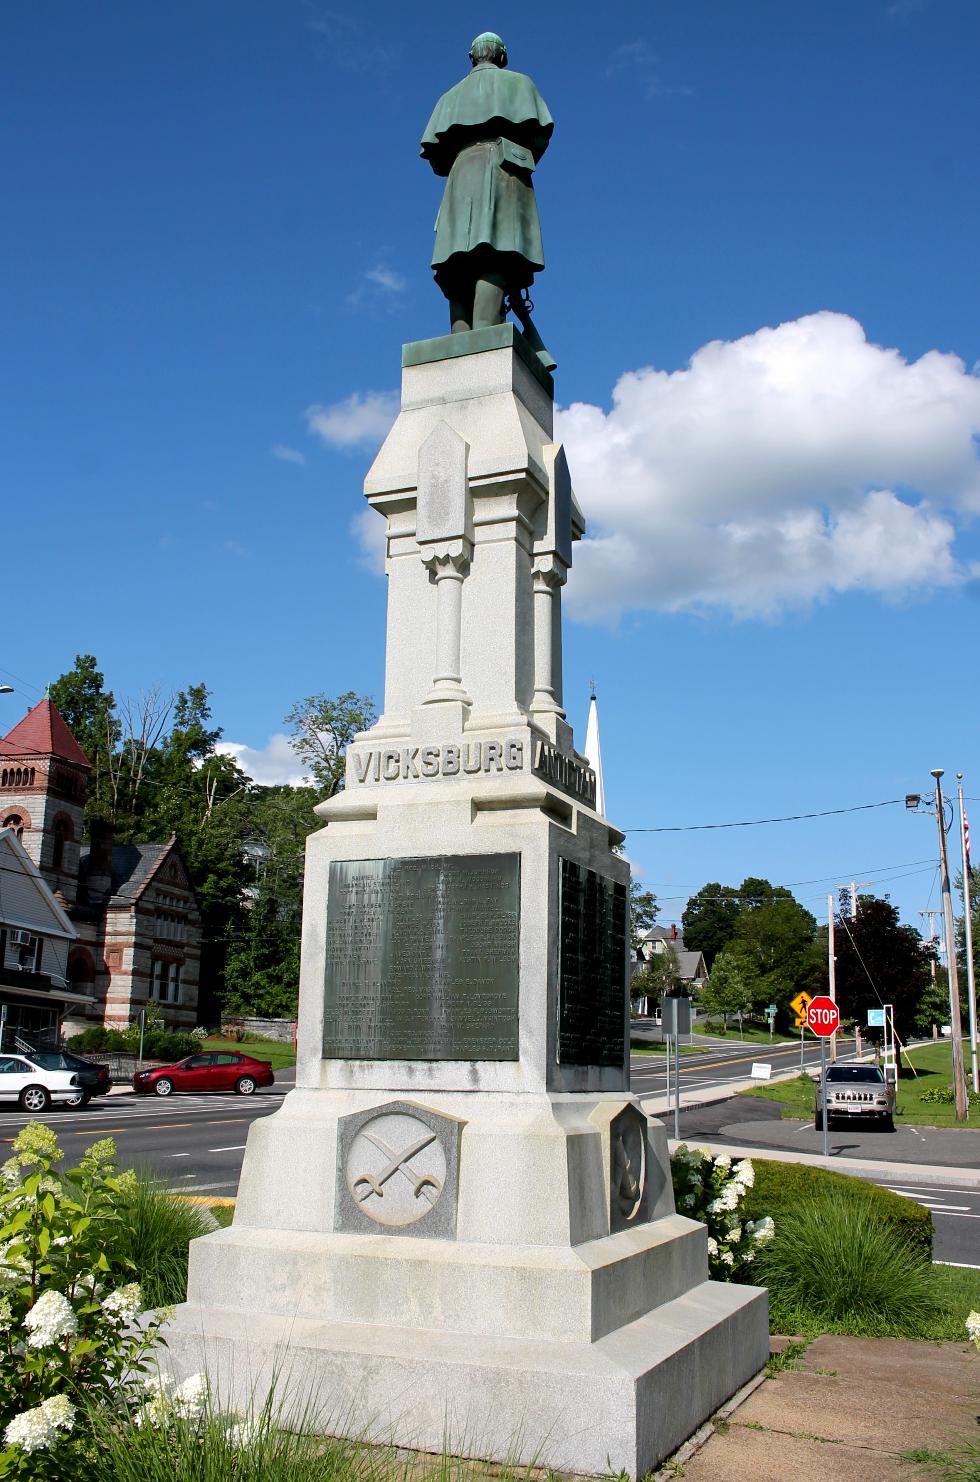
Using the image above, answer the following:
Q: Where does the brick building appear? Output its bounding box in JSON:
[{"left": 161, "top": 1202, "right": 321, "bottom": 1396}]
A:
[{"left": 0, "top": 698, "right": 202, "bottom": 1035}]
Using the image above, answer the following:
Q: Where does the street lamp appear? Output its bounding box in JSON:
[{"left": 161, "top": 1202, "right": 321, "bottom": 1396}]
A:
[{"left": 907, "top": 773, "right": 969, "bottom": 1121}]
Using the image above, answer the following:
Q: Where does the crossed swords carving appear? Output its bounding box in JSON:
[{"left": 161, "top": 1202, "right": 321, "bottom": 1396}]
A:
[{"left": 351, "top": 1129, "right": 443, "bottom": 1207}]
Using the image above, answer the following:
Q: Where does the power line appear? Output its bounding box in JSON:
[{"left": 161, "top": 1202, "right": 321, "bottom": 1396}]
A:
[{"left": 624, "top": 798, "right": 905, "bottom": 833}]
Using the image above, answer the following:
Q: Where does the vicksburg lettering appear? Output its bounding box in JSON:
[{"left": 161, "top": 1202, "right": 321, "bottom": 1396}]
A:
[{"left": 348, "top": 736, "right": 525, "bottom": 785}]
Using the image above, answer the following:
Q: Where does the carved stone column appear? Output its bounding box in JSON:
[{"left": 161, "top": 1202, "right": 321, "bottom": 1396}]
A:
[
  {"left": 422, "top": 542, "right": 472, "bottom": 704},
  {"left": 415, "top": 421, "right": 473, "bottom": 707},
  {"left": 530, "top": 555, "right": 566, "bottom": 716}
]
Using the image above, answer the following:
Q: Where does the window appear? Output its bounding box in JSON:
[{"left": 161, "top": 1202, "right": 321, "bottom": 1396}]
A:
[
  {"left": 52, "top": 816, "right": 73, "bottom": 870},
  {"left": 150, "top": 959, "right": 182, "bottom": 1005},
  {"left": 2, "top": 814, "right": 24, "bottom": 841}
]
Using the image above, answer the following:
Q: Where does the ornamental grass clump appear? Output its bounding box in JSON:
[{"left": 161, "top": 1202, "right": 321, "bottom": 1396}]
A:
[
  {"left": 670, "top": 1146, "right": 774, "bottom": 1279},
  {"left": 113, "top": 1171, "right": 215, "bottom": 1308},
  {"left": 755, "top": 1194, "right": 938, "bottom": 1335},
  {"left": 0, "top": 1123, "right": 172, "bottom": 1478}
]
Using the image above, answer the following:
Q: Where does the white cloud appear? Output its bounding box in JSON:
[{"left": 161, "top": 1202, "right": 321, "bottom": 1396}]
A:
[
  {"left": 364, "top": 265, "right": 405, "bottom": 293},
  {"left": 556, "top": 312, "right": 980, "bottom": 620},
  {"left": 216, "top": 734, "right": 310, "bottom": 787},
  {"left": 351, "top": 506, "right": 386, "bottom": 575},
  {"left": 306, "top": 390, "right": 398, "bottom": 451},
  {"left": 271, "top": 443, "right": 306, "bottom": 466}
]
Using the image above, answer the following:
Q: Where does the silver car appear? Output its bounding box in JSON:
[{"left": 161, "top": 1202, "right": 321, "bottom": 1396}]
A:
[{"left": 815, "top": 1063, "right": 896, "bottom": 1132}]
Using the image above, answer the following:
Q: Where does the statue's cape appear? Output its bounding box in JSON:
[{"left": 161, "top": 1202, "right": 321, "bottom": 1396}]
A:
[{"left": 421, "top": 66, "right": 553, "bottom": 175}]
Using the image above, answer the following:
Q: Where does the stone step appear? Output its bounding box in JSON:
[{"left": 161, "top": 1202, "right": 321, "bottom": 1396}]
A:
[{"left": 187, "top": 1213, "right": 710, "bottom": 1344}]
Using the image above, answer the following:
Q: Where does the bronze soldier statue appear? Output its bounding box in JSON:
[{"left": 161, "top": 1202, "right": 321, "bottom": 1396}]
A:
[{"left": 421, "top": 33, "right": 556, "bottom": 369}]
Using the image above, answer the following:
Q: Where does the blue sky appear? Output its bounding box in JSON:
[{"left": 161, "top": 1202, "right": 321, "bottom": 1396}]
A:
[{"left": 4, "top": 1, "right": 979, "bottom": 937}]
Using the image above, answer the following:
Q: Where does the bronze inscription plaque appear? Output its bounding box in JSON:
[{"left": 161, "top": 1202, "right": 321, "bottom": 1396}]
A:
[
  {"left": 557, "top": 859, "right": 627, "bottom": 1067},
  {"left": 323, "top": 854, "right": 520, "bottom": 1061}
]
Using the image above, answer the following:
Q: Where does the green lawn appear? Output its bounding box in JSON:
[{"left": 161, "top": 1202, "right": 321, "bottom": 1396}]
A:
[
  {"left": 743, "top": 1040, "right": 979, "bottom": 1127},
  {"left": 893, "top": 1040, "right": 979, "bottom": 1127},
  {"left": 630, "top": 1038, "right": 705, "bottom": 1056},
  {"left": 694, "top": 1019, "right": 790, "bottom": 1045},
  {"left": 203, "top": 1035, "right": 296, "bottom": 1070}
]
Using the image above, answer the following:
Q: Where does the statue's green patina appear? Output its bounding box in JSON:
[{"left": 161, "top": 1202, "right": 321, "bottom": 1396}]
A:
[{"left": 421, "top": 33, "right": 556, "bottom": 368}]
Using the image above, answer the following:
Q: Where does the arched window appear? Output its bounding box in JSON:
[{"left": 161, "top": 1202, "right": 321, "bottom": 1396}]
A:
[
  {"left": 52, "top": 816, "right": 73, "bottom": 870},
  {"left": 3, "top": 814, "right": 25, "bottom": 841}
]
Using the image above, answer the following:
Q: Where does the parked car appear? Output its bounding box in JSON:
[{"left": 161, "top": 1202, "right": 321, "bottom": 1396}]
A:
[
  {"left": 0, "top": 1054, "right": 83, "bottom": 1112},
  {"left": 815, "top": 1063, "right": 896, "bottom": 1131},
  {"left": 132, "top": 1051, "right": 275, "bottom": 1098},
  {"left": 27, "top": 1050, "right": 110, "bottom": 1108}
]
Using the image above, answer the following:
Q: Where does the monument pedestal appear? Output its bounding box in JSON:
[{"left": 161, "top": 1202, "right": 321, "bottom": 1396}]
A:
[{"left": 164, "top": 330, "right": 767, "bottom": 1476}]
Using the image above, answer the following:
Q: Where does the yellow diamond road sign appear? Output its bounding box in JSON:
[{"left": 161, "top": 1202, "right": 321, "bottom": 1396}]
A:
[{"left": 789, "top": 991, "right": 813, "bottom": 1018}]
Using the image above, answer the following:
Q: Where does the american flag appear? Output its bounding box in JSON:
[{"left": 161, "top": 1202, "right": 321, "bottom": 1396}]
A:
[{"left": 966, "top": 809, "right": 972, "bottom": 873}]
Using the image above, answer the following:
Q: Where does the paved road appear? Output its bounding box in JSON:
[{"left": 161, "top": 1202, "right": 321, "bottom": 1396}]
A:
[
  {"left": 629, "top": 1036, "right": 838, "bottom": 1100},
  {"left": 0, "top": 1076, "right": 293, "bottom": 1198},
  {"left": 673, "top": 1094, "right": 980, "bottom": 1267}
]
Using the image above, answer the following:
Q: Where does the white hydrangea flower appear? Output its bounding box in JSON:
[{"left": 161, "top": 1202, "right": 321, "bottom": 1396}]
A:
[
  {"left": 706, "top": 1236, "right": 718, "bottom": 1256},
  {"left": 40, "top": 1395, "right": 75, "bottom": 1434},
  {"left": 714, "top": 1154, "right": 732, "bottom": 1171},
  {"left": 751, "top": 1216, "right": 775, "bottom": 1245},
  {"left": 679, "top": 1194, "right": 696, "bottom": 1210},
  {"left": 24, "top": 1290, "right": 78, "bottom": 1348},
  {"left": 733, "top": 1159, "right": 755, "bottom": 1188},
  {"left": 0, "top": 1296, "right": 12, "bottom": 1332},
  {"left": 720, "top": 1249, "right": 735, "bottom": 1267},
  {"left": 102, "top": 1282, "right": 142, "bottom": 1323},
  {"left": 174, "top": 1372, "right": 208, "bottom": 1419},
  {"left": 2, "top": 1397, "right": 74, "bottom": 1454},
  {"left": 966, "top": 1311, "right": 980, "bottom": 1350},
  {"left": 730, "top": 1224, "right": 742, "bottom": 1244}
]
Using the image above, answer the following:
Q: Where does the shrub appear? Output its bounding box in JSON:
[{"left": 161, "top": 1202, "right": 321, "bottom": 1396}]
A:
[
  {"left": 756, "top": 1195, "right": 939, "bottom": 1334},
  {"left": 0, "top": 1124, "right": 170, "bottom": 1478},
  {"left": 741, "top": 1158, "right": 933, "bottom": 1262},
  {"left": 67, "top": 1028, "right": 198, "bottom": 1060},
  {"left": 920, "top": 1084, "right": 980, "bottom": 1106},
  {"left": 113, "top": 1174, "right": 215, "bottom": 1308},
  {"left": 671, "top": 1147, "right": 774, "bottom": 1279}
]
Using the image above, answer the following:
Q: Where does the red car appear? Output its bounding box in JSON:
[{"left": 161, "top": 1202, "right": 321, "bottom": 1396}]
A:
[{"left": 132, "top": 1051, "right": 274, "bottom": 1098}]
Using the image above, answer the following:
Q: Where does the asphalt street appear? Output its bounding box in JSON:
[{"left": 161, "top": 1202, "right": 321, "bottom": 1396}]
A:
[
  {"left": 671, "top": 1092, "right": 980, "bottom": 1267},
  {"left": 2, "top": 1043, "right": 974, "bottom": 1266}
]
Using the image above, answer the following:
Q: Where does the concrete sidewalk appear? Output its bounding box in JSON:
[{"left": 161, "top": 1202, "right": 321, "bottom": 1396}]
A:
[{"left": 666, "top": 1335, "right": 978, "bottom": 1481}]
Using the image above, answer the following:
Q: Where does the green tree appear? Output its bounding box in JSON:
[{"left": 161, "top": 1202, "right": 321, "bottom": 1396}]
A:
[
  {"left": 222, "top": 785, "right": 319, "bottom": 1019},
  {"left": 629, "top": 882, "right": 659, "bottom": 949},
  {"left": 699, "top": 944, "right": 756, "bottom": 1028},
  {"left": 48, "top": 654, "right": 119, "bottom": 821},
  {"left": 832, "top": 896, "right": 935, "bottom": 1040},
  {"left": 734, "top": 896, "right": 823, "bottom": 1013},
  {"left": 631, "top": 947, "right": 679, "bottom": 1004},
  {"left": 681, "top": 883, "right": 741, "bottom": 968},
  {"left": 284, "top": 690, "right": 377, "bottom": 798}
]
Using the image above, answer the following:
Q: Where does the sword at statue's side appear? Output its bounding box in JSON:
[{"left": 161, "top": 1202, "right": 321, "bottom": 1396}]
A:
[{"left": 506, "top": 290, "right": 557, "bottom": 372}]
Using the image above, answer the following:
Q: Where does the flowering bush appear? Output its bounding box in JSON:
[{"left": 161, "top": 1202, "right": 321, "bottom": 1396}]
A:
[
  {"left": 671, "top": 1145, "right": 775, "bottom": 1279},
  {"left": 0, "top": 1123, "right": 171, "bottom": 1479},
  {"left": 967, "top": 1311, "right": 980, "bottom": 1351}
]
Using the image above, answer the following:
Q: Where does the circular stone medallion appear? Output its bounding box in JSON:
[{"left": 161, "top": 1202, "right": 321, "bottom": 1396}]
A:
[{"left": 346, "top": 1110, "right": 447, "bottom": 1227}]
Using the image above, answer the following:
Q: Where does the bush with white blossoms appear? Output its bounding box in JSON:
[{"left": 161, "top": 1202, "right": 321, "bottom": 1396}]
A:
[
  {"left": 967, "top": 1311, "right": 980, "bottom": 1352},
  {"left": 0, "top": 1123, "right": 170, "bottom": 1480},
  {"left": 671, "top": 1145, "right": 775, "bottom": 1280}
]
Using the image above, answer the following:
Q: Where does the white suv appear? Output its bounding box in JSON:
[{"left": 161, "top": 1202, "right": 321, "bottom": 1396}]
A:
[{"left": 0, "top": 1054, "right": 82, "bottom": 1113}]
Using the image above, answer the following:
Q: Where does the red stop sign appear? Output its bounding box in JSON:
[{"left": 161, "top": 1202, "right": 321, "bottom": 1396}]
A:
[{"left": 807, "top": 996, "right": 840, "bottom": 1036}]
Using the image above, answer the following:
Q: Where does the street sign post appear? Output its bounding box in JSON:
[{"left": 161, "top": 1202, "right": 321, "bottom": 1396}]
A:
[
  {"left": 790, "top": 991, "right": 813, "bottom": 1069},
  {"left": 807, "top": 996, "right": 840, "bottom": 1157}
]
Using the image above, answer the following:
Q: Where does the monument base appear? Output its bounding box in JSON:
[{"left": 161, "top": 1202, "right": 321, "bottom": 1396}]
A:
[{"left": 165, "top": 1267, "right": 766, "bottom": 1477}]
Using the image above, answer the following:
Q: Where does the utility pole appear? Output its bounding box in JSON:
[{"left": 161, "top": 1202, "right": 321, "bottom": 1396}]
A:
[
  {"left": 827, "top": 894, "right": 837, "bottom": 1062},
  {"left": 847, "top": 882, "right": 872, "bottom": 921},
  {"left": 920, "top": 909, "right": 941, "bottom": 980},
  {"left": 957, "top": 773, "right": 978, "bottom": 1095},
  {"left": 932, "top": 770, "right": 968, "bottom": 1121}
]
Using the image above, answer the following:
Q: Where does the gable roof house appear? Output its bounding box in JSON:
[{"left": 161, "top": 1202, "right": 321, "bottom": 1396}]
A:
[
  {"left": 0, "top": 828, "right": 81, "bottom": 1050},
  {"left": 0, "top": 699, "right": 202, "bottom": 1037},
  {"left": 632, "top": 924, "right": 708, "bottom": 990}
]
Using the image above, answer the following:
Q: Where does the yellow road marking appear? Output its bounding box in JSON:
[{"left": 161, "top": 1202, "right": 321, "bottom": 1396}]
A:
[{"left": 173, "top": 1195, "right": 237, "bottom": 1206}]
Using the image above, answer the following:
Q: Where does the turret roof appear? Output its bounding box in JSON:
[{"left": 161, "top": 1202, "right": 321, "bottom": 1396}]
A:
[{"left": 0, "top": 698, "right": 91, "bottom": 769}]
